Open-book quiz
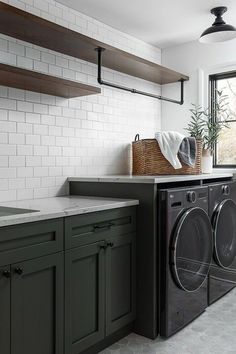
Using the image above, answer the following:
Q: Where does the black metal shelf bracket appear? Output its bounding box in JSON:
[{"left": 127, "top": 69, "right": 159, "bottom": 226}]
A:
[{"left": 95, "top": 47, "right": 186, "bottom": 105}]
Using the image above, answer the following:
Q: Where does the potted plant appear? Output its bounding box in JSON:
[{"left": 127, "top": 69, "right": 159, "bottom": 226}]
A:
[{"left": 186, "top": 90, "right": 230, "bottom": 173}]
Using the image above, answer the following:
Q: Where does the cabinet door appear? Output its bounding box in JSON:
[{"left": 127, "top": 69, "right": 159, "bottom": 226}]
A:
[
  {"left": 11, "top": 253, "right": 64, "bottom": 354},
  {"left": 0, "top": 266, "right": 11, "bottom": 354},
  {"left": 106, "top": 233, "right": 136, "bottom": 335},
  {"left": 65, "top": 242, "right": 105, "bottom": 354}
]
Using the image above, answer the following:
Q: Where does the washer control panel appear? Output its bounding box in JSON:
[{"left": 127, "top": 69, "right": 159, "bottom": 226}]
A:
[
  {"left": 187, "top": 191, "right": 197, "bottom": 203},
  {"left": 222, "top": 184, "right": 230, "bottom": 196}
]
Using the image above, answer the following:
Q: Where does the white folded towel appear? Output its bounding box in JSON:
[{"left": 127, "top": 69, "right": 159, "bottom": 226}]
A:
[{"left": 155, "top": 131, "right": 185, "bottom": 169}]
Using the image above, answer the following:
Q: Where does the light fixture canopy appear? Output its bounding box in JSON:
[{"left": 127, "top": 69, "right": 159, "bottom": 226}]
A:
[{"left": 199, "top": 6, "right": 236, "bottom": 43}]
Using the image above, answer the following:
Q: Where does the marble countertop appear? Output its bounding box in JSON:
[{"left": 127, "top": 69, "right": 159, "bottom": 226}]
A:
[
  {"left": 0, "top": 195, "right": 139, "bottom": 227},
  {"left": 68, "top": 173, "right": 233, "bottom": 184}
]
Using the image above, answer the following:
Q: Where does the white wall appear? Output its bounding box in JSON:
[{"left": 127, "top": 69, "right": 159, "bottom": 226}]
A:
[
  {"left": 0, "top": 0, "right": 162, "bottom": 202},
  {"left": 161, "top": 39, "right": 236, "bottom": 134}
]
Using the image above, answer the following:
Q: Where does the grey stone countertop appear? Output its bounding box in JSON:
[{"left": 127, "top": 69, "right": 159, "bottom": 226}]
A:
[
  {"left": 68, "top": 172, "right": 233, "bottom": 184},
  {"left": 0, "top": 195, "right": 139, "bottom": 227}
]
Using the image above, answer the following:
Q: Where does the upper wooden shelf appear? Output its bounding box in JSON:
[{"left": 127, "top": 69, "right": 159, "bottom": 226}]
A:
[
  {"left": 0, "top": 2, "right": 189, "bottom": 85},
  {"left": 0, "top": 63, "right": 101, "bottom": 98}
]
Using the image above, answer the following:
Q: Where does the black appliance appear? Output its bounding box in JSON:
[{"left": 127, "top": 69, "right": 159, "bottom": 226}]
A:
[
  {"left": 208, "top": 181, "right": 236, "bottom": 305},
  {"left": 158, "top": 186, "right": 213, "bottom": 337}
]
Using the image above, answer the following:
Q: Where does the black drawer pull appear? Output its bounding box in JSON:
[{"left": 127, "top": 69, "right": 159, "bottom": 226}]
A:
[
  {"left": 99, "top": 241, "right": 108, "bottom": 250},
  {"left": 2, "top": 270, "right": 11, "bottom": 278},
  {"left": 15, "top": 267, "right": 23, "bottom": 275},
  {"left": 93, "top": 222, "right": 114, "bottom": 231},
  {"left": 107, "top": 242, "right": 114, "bottom": 247}
]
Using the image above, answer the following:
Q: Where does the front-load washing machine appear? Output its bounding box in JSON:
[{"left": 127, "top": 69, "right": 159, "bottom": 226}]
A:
[
  {"left": 208, "top": 181, "right": 236, "bottom": 305},
  {"left": 158, "top": 186, "right": 213, "bottom": 338}
]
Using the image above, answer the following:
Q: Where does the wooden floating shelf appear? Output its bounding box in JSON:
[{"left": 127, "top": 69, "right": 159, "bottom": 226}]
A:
[
  {"left": 0, "top": 2, "right": 189, "bottom": 85},
  {"left": 0, "top": 63, "right": 101, "bottom": 98}
]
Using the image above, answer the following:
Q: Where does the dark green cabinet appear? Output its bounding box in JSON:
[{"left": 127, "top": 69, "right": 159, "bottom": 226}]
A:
[
  {"left": 0, "top": 207, "right": 136, "bottom": 354},
  {"left": 65, "top": 243, "right": 105, "bottom": 354},
  {"left": 106, "top": 233, "right": 136, "bottom": 335},
  {"left": 0, "top": 266, "right": 11, "bottom": 354},
  {"left": 0, "top": 253, "right": 64, "bottom": 354},
  {"left": 65, "top": 231, "right": 136, "bottom": 354},
  {"left": 0, "top": 219, "right": 63, "bottom": 267}
]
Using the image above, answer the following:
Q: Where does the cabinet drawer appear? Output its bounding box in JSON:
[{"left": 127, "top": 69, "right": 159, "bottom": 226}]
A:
[
  {"left": 65, "top": 207, "right": 136, "bottom": 249},
  {"left": 0, "top": 218, "right": 63, "bottom": 266}
]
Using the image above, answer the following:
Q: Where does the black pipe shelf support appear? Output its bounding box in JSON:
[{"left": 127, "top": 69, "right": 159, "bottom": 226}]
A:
[{"left": 95, "top": 47, "right": 186, "bottom": 105}]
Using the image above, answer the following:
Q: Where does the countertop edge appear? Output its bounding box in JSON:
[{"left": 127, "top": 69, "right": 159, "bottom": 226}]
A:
[
  {"left": 67, "top": 173, "right": 234, "bottom": 184},
  {"left": 0, "top": 198, "right": 139, "bottom": 228}
]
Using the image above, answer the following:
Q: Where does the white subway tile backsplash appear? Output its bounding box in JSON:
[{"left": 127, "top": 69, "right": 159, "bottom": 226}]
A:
[
  {"left": 42, "top": 156, "right": 55, "bottom": 166},
  {"left": 9, "top": 111, "right": 25, "bottom": 122},
  {"left": 34, "top": 60, "right": 49, "bottom": 73},
  {"left": 0, "top": 190, "right": 16, "bottom": 202},
  {"left": 17, "top": 167, "right": 33, "bottom": 177},
  {"left": 33, "top": 124, "right": 48, "bottom": 135},
  {"left": 41, "top": 52, "right": 56, "bottom": 64},
  {"left": 17, "top": 56, "right": 33, "bottom": 69},
  {"left": 34, "top": 166, "right": 48, "bottom": 177},
  {"left": 9, "top": 178, "right": 25, "bottom": 189},
  {"left": 49, "top": 146, "right": 61, "bottom": 156},
  {"left": 17, "top": 188, "right": 34, "bottom": 200},
  {"left": 41, "top": 114, "right": 55, "bottom": 125},
  {"left": 0, "top": 0, "right": 161, "bottom": 201},
  {"left": 17, "top": 145, "right": 33, "bottom": 156},
  {"left": 34, "top": 103, "right": 48, "bottom": 114},
  {"left": 41, "top": 176, "right": 56, "bottom": 187},
  {"left": 0, "top": 121, "right": 16, "bottom": 132},
  {"left": 0, "top": 156, "right": 8, "bottom": 167},
  {"left": 26, "top": 112, "right": 41, "bottom": 124},
  {"left": 34, "top": 0, "right": 48, "bottom": 12},
  {"left": 26, "top": 91, "right": 41, "bottom": 103},
  {"left": 17, "top": 101, "right": 33, "bottom": 112},
  {"left": 41, "top": 135, "right": 56, "bottom": 146},
  {"left": 26, "top": 156, "right": 42, "bottom": 166},
  {"left": 17, "top": 122, "right": 32, "bottom": 134},
  {"left": 26, "top": 47, "right": 41, "bottom": 60},
  {"left": 0, "top": 133, "right": 8, "bottom": 144},
  {"left": 48, "top": 64, "right": 62, "bottom": 76},
  {"left": 0, "top": 51, "right": 16, "bottom": 65},
  {"left": 34, "top": 145, "right": 48, "bottom": 155},
  {"left": 8, "top": 42, "right": 25, "bottom": 57},
  {"left": 26, "top": 134, "right": 40, "bottom": 145},
  {"left": 9, "top": 156, "right": 25, "bottom": 166},
  {"left": 8, "top": 88, "right": 25, "bottom": 100},
  {"left": 9, "top": 133, "right": 25, "bottom": 145},
  {"left": 48, "top": 125, "right": 62, "bottom": 136},
  {"left": 25, "top": 177, "right": 41, "bottom": 188},
  {"left": 0, "top": 167, "right": 17, "bottom": 178},
  {"left": 0, "top": 98, "right": 16, "bottom": 110},
  {"left": 55, "top": 56, "right": 69, "bottom": 68}
]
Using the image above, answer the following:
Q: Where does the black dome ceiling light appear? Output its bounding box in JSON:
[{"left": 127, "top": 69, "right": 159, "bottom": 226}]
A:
[{"left": 199, "top": 6, "right": 236, "bottom": 43}]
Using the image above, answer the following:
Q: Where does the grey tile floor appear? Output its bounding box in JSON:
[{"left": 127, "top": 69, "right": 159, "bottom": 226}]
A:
[{"left": 100, "top": 288, "right": 236, "bottom": 354}]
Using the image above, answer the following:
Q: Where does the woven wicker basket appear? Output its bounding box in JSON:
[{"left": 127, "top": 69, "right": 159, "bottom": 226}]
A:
[{"left": 132, "top": 134, "right": 202, "bottom": 175}]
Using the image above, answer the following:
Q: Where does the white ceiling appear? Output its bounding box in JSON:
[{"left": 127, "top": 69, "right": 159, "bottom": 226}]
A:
[{"left": 56, "top": 0, "right": 236, "bottom": 48}]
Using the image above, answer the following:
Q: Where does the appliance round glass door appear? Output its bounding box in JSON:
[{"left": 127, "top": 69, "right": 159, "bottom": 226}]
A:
[
  {"left": 171, "top": 207, "right": 213, "bottom": 292},
  {"left": 213, "top": 199, "right": 236, "bottom": 269}
]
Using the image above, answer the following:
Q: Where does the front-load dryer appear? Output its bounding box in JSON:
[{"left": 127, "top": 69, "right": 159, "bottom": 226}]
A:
[
  {"left": 158, "top": 186, "right": 213, "bottom": 338},
  {"left": 208, "top": 181, "right": 236, "bottom": 305}
]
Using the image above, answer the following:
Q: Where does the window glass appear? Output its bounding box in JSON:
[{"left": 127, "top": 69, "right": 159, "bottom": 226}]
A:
[{"left": 211, "top": 74, "right": 236, "bottom": 166}]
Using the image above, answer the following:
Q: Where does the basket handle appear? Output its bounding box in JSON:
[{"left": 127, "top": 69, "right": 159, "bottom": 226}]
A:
[{"left": 134, "top": 134, "right": 140, "bottom": 142}]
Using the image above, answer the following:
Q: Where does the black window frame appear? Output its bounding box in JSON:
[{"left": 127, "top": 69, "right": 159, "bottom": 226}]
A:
[{"left": 209, "top": 71, "right": 236, "bottom": 168}]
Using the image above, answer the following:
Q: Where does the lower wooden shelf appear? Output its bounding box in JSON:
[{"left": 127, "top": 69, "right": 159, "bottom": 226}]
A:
[{"left": 0, "top": 63, "right": 101, "bottom": 98}]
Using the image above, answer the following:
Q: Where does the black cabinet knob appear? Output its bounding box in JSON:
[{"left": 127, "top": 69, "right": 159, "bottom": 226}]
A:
[
  {"left": 15, "top": 267, "right": 23, "bottom": 275},
  {"left": 99, "top": 241, "right": 108, "bottom": 250},
  {"left": 2, "top": 270, "right": 11, "bottom": 278}
]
